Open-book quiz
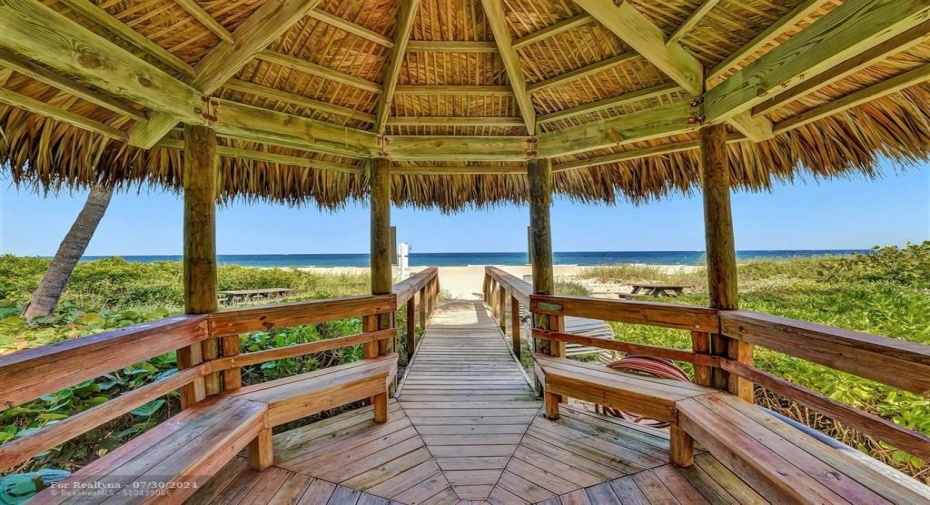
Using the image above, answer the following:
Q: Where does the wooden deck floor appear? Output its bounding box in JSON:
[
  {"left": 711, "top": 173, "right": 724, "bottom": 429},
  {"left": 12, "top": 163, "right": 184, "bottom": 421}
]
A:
[{"left": 191, "top": 301, "right": 765, "bottom": 504}]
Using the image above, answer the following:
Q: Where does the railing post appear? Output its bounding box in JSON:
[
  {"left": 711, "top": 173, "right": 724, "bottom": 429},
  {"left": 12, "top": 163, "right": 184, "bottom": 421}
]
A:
[
  {"left": 406, "top": 295, "right": 416, "bottom": 360},
  {"left": 701, "top": 124, "right": 753, "bottom": 402},
  {"left": 419, "top": 287, "right": 427, "bottom": 329},
  {"left": 511, "top": 296, "right": 521, "bottom": 359},
  {"left": 498, "top": 286, "right": 507, "bottom": 332},
  {"left": 691, "top": 331, "right": 712, "bottom": 387}
]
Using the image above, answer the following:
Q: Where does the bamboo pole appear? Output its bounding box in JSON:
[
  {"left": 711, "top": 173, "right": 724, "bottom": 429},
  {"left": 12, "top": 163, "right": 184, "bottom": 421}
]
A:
[
  {"left": 701, "top": 124, "right": 753, "bottom": 401},
  {"left": 181, "top": 124, "right": 217, "bottom": 406}
]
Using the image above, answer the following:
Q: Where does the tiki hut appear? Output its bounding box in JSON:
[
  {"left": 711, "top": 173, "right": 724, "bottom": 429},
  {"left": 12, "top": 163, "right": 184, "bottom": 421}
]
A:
[{"left": 2, "top": 0, "right": 930, "bottom": 503}]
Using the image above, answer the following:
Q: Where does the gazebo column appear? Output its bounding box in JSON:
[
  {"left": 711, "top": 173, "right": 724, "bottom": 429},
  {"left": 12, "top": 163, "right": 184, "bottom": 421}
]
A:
[
  {"left": 529, "top": 158, "right": 564, "bottom": 406},
  {"left": 701, "top": 124, "right": 753, "bottom": 402},
  {"left": 368, "top": 157, "right": 396, "bottom": 405},
  {"left": 179, "top": 124, "right": 220, "bottom": 408}
]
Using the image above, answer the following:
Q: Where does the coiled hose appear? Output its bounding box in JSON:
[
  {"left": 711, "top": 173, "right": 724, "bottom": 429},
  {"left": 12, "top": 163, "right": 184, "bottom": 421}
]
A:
[{"left": 595, "top": 354, "right": 691, "bottom": 429}]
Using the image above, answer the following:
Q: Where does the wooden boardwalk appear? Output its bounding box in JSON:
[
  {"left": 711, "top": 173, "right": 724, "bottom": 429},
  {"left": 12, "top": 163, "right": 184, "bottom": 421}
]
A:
[{"left": 192, "top": 301, "right": 765, "bottom": 504}]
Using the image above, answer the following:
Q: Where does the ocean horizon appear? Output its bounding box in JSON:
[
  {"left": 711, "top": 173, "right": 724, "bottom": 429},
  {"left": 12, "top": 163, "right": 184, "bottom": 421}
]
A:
[{"left": 79, "top": 249, "right": 869, "bottom": 268}]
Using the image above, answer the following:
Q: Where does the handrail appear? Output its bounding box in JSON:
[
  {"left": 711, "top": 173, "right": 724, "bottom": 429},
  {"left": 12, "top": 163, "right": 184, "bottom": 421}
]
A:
[
  {"left": 485, "top": 266, "right": 531, "bottom": 306},
  {"left": 513, "top": 293, "right": 930, "bottom": 462},
  {"left": 393, "top": 267, "right": 439, "bottom": 307}
]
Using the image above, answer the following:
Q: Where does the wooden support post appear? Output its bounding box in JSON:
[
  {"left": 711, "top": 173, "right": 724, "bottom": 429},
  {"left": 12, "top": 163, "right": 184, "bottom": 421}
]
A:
[
  {"left": 248, "top": 428, "right": 273, "bottom": 471},
  {"left": 691, "top": 331, "right": 712, "bottom": 387},
  {"left": 418, "top": 287, "right": 427, "bottom": 329},
  {"left": 669, "top": 425, "right": 694, "bottom": 467},
  {"left": 370, "top": 157, "right": 396, "bottom": 397},
  {"left": 511, "top": 296, "right": 521, "bottom": 359},
  {"left": 701, "top": 124, "right": 753, "bottom": 403},
  {"left": 498, "top": 286, "right": 507, "bottom": 332},
  {"left": 406, "top": 296, "right": 416, "bottom": 360},
  {"left": 529, "top": 157, "right": 562, "bottom": 396},
  {"left": 180, "top": 124, "right": 219, "bottom": 407}
]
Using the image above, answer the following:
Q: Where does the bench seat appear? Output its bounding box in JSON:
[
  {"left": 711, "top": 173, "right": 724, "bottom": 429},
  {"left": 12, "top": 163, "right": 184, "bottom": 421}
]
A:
[
  {"left": 30, "top": 355, "right": 398, "bottom": 504},
  {"left": 35, "top": 397, "right": 266, "bottom": 504},
  {"left": 678, "top": 393, "right": 930, "bottom": 505}
]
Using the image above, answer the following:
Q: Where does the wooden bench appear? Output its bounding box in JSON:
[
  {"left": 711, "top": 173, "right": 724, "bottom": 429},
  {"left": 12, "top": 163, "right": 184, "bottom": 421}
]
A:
[
  {"left": 31, "top": 355, "right": 397, "bottom": 504},
  {"left": 677, "top": 393, "right": 930, "bottom": 505},
  {"left": 230, "top": 354, "right": 398, "bottom": 471},
  {"left": 534, "top": 353, "right": 716, "bottom": 466}
]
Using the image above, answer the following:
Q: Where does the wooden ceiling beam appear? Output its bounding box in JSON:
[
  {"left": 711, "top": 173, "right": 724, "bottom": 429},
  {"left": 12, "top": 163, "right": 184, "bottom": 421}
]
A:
[
  {"left": 156, "top": 138, "right": 365, "bottom": 174},
  {"left": 388, "top": 116, "right": 524, "bottom": 127},
  {"left": 552, "top": 134, "right": 746, "bottom": 172},
  {"left": 172, "top": 0, "right": 234, "bottom": 44},
  {"left": 667, "top": 0, "right": 723, "bottom": 47},
  {"left": 512, "top": 13, "right": 594, "bottom": 51},
  {"left": 393, "top": 85, "right": 514, "bottom": 96},
  {"left": 223, "top": 79, "right": 375, "bottom": 123},
  {"left": 129, "top": 0, "right": 325, "bottom": 148},
  {"left": 392, "top": 166, "right": 525, "bottom": 175},
  {"left": 752, "top": 20, "right": 930, "bottom": 118},
  {"left": 480, "top": 0, "right": 536, "bottom": 133},
  {"left": 538, "top": 100, "right": 696, "bottom": 158},
  {"left": 538, "top": 82, "right": 680, "bottom": 125},
  {"left": 526, "top": 51, "right": 638, "bottom": 94},
  {"left": 376, "top": 0, "right": 421, "bottom": 134},
  {"left": 57, "top": 0, "right": 195, "bottom": 78},
  {"left": 708, "top": 0, "right": 832, "bottom": 83},
  {"left": 257, "top": 51, "right": 382, "bottom": 94},
  {"left": 705, "top": 0, "right": 930, "bottom": 125},
  {"left": 406, "top": 41, "right": 498, "bottom": 53},
  {"left": 572, "top": 0, "right": 702, "bottom": 96},
  {"left": 0, "top": 0, "right": 377, "bottom": 157},
  {"left": 774, "top": 62, "right": 930, "bottom": 134},
  {"left": 0, "top": 48, "right": 147, "bottom": 122},
  {"left": 0, "top": 86, "right": 128, "bottom": 140},
  {"left": 385, "top": 135, "right": 533, "bottom": 161},
  {"left": 307, "top": 9, "right": 394, "bottom": 48}
]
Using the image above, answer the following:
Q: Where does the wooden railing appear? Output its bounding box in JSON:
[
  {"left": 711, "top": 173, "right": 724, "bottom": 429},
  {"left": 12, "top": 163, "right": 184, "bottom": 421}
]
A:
[
  {"left": 0, "top": 268, "right": 440, "bottom": 473},
  {"left": 482, "top": 267, "right": 930, "bottom": 462},
  {"left": 484, "top": 266, "right": 532, "bottom": 358}
]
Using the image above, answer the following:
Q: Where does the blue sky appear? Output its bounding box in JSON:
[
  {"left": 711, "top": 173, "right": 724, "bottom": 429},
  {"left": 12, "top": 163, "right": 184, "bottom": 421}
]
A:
[{"left": 1, "top": 161, "right": 927, "bottom": 256}]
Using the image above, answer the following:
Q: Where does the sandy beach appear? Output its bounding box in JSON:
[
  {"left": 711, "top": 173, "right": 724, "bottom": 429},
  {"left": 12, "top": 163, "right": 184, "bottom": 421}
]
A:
[{"left": 301, "top": 264, "right": 704, "bottom": 300}]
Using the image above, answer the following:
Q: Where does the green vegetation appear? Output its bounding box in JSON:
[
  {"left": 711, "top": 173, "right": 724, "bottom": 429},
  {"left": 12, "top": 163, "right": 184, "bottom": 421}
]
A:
[{"left": 578, "top": 242, "right": 930, "bottom": 480}]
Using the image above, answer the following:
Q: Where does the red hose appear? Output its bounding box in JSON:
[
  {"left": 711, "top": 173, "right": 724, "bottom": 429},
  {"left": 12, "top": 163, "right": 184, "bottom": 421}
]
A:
[{"left": 596, "top": 354, "right": 691, "bottom": 429}]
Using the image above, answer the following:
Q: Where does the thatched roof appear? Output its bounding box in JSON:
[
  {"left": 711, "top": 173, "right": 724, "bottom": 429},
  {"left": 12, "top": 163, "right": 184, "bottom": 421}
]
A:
[{"left": 0, "top": 0, "right": 929, "bottom": 211}]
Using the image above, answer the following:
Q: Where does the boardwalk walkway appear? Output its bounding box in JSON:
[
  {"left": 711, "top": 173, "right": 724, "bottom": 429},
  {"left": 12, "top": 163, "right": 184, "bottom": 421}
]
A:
[{"left": 192, "top": 301, "right": 763, "bottom": 504}]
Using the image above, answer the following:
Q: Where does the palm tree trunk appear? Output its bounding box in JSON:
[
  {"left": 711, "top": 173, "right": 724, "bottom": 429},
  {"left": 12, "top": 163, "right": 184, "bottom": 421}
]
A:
[{"left": 24, "top": 183, "right": 114, "bottom": 321}]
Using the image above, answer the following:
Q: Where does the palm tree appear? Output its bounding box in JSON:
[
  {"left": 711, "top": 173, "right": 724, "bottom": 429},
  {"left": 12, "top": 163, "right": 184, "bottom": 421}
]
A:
[{"left": 24, "top": 183, "right": 114, "bottom": 321}]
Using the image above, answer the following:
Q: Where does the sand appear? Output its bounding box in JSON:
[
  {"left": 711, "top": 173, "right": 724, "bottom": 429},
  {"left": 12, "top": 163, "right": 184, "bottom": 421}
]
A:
[{"left": 301, "top": 264, "right": 703, "bottom": 300}]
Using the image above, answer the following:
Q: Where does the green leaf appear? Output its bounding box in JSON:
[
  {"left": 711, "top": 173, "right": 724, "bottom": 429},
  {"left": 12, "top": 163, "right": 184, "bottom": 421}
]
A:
[{"left": 131, "top": 399, "right": 165, "bottom": 417}]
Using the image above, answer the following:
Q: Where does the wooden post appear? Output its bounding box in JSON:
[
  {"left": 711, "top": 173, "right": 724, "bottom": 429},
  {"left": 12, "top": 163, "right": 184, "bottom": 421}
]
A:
[
  {"left": 701, "top": 124, "right": 753, "bottom": 402},
  {"left": 370, "top": 157, "right": 395, "bottom": 400},
  {"left": 180, "top": 124, "right": 218, "bottom": 407},
  {"left": 418, "top": 287, "right": 427, "bottom": 329},
  {"left": 498, "top": 286, "right": 507, "bottom": 332},
  {"left": 406, "top": 296, "right": 416, "bottom": 360},
  {"left": 511, "top": 296, "right": 521, "bottom": 359}
]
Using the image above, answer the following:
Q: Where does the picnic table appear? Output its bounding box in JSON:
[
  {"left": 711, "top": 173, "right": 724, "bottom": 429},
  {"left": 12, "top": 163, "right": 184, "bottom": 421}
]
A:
[
  {"left": 218, "top": 288, "right": 294, "bottom": 304},
  {"left": 620, "top": 283, "right": 688, "bottom": 298}
]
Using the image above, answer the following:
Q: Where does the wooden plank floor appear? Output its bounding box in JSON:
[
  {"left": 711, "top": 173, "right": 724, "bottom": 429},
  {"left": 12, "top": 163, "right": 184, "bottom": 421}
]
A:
[{"left": 193, "top": 301, "right": 766, "bottom": 505}]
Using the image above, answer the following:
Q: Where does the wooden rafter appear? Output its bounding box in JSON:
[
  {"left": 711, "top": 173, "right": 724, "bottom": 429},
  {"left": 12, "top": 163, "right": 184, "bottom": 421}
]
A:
[
  {"left": 708, "top": 0, "right": 832, "bottom": 83},
  {"left": 57, "top": 0, "right": 195, "bottom": 77},
  {"left": 406, "top": 41, "right": 497, "bottom": 53},
  {"left": 0, "top": 86, "right": 127, "bottom": 140},
  {"left": 774, "top": 62, "right": 930, "bottom": 134},
  {"left": 223, "top": 79, "right": 376, "bottom": 123},
  {"left": 526, "top": 52, "right": 638, "bottom": 95},
  {"left": 552, "top": 134, "right": 747, "bottom": 172},
  {"left": 705, "top": 0, "right": 930, "bottom": 124},
  {"left": 172, "top": 0, "right": 235, "bottom": 44},
  {"left": 0, "top": 48, "right": 147, "bottom": 122},
  {"left": 388, "top": 117, "right": 524, "bottom": 127},
  {"left": 256, "top": 51, "right": 382, "bottom": 94},
  {"left": 393, "top": 85, "right": 513, "bottom": 96},
  {"left": 667, "top": 0, "right": 722, "bottom": 47},
  {"left": 480, "top": 0, "right": 536, "bottom": 133},
  {"left": 538, "top": 82, "right": 680, "bottom": 125},
  {"left": 538, "top": 101, "right": 695, "bottom": 158},
  {"left": 129, "top": 0, "right": 325, "bottom": 148},
  {"left": 752, "top": 20, "right": 930, "bottom": 118},
  {"left": 512, "top": 13, "right": 594, "bottom": 51},
  {"left": 386, "top": 136, "right": 531, "bottom": 161},
  {"left": 571, "top": 0, "right": 702, "bottom": 96},
  {"left": 375, "top": 0, "right": 421, "bottom": 134},
  {"left": 392, "top": 166, "right": 525, "bottom": 175},
  {"left": 307, "top": 9, "right": 394, "bottom": 48}
]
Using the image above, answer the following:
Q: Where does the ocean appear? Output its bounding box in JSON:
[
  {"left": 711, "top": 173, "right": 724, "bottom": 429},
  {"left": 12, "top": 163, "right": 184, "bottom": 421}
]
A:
[{"left": 82, "top": 250, "right": 868, "bottom": 268}]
